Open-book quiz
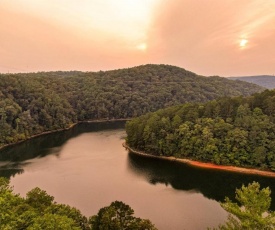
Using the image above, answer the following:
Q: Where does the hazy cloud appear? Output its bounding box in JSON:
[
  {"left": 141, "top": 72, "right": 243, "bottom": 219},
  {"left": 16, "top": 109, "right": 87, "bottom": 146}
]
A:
[
  {"left": 1, "top": 0, "right": 274, "bottom": 76},
  {"left": 147, "top": 0, "right": 275, "bottom": 76}
]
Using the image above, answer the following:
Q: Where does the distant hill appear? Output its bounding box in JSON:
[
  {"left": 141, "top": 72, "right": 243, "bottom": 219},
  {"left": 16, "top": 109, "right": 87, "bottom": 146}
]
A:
[
  {"left": 0, "top": 64, "right": 264, "bottom": 147},
  {"left": 228, "top": 75, "right": 275, "bottom": 89}
]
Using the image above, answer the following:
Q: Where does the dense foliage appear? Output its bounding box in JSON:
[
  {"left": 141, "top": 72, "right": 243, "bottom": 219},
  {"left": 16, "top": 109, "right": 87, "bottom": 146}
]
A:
[
  {"left": 0, "top": 64, "right": 263, "bottom": 148},
  {"left": 214, "top": 182, "right": 275, "bottom": 230},
  {"left": 0, "top": 177, "right": 156, "bottom": 230},
  {"left": 126, "top": 90, "right": 275, "bottom": 171},
  {"left": 0, "top": 177, "right": 88, "bottom": 230}
]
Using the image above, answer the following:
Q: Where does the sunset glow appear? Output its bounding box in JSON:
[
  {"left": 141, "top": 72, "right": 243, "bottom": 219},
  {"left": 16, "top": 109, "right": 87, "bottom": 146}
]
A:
[
  {"left": 240, "top": 39, "right": 248, "bottom": 48},
  {"left": 136, "top": 43, "right": 148, "bottom": 51},
  {"left": 1, "top": 0, "right": 274, "bottom": 76}
]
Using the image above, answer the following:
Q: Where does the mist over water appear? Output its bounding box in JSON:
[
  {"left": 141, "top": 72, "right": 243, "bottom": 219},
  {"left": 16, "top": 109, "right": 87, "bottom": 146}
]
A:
[{"left": 0, "top": 121, "right": 275, "bottom": 229}]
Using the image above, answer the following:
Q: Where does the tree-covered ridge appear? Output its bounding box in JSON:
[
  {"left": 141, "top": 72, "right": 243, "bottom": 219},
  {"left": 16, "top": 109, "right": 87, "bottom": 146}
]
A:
[
  {"left": 0, "top": 64, "right": 263, "bottom": 147},
  {"left": 0, "top": 177, "right": 156, "bottom": 230},
  {"left": 126, "top": 90, "right": 275, "bottom": 171}
]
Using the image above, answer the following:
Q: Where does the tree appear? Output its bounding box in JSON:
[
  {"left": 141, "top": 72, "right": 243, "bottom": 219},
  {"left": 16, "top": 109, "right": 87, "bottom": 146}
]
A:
[
  {"left": 46, "top": 204, "right": 89, "bottom": 229},
  {"left": 89, "top": 201, "right": 157, "bottom": 230},
  {"left": 215, "top": 182, "right": 275, "bottom": 229},
  {"left": 27, "top": 213, "right": 81, "bottom": 230},
  {"left": 26, "top": 187, "right": 55, "bottom": 211}
]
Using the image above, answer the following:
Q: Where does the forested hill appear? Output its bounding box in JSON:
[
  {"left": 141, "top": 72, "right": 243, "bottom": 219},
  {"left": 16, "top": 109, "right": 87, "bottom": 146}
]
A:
[
  {"left": 0, "top": 64, "right": 263, "bottom": 147},
  {"left": 126, "top": 89, "right": 275, "bottom": 171},
  {"left": 228, "top": 75, "right": 275, "bottom": 89}
]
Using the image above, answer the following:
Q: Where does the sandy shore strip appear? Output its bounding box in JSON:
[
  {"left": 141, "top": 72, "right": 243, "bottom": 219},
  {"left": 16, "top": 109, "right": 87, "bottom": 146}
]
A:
[{"left": 123, "top": 142, "right": 275, "bottom": 178}]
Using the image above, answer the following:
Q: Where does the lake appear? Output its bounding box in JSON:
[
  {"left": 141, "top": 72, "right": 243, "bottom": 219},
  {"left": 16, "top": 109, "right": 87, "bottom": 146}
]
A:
[{"left": 1, "top": 121, "right": 275, "bottom": 229}]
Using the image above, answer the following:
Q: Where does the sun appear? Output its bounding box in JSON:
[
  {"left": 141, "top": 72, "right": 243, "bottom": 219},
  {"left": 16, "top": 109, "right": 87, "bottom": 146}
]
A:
[
  {"left": 239, "top": 39, "right": 248, "bottom": 48},
  {"left": 136, "top": 43, "right": 147, "bottom": 51}
]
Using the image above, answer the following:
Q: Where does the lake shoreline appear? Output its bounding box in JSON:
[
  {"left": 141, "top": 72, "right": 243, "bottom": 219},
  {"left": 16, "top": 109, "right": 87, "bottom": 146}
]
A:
[
  {"left": 123, "top": 143, "right": 275, "bottom": 178},
  {"left": 0, "top": 118, "right": 131, "bottom": 151}
]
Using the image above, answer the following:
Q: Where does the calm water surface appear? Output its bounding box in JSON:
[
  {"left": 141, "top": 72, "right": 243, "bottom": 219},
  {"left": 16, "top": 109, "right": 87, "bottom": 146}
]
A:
[{"left": 1, "top": 121, "right": 275, "bottom": 230}]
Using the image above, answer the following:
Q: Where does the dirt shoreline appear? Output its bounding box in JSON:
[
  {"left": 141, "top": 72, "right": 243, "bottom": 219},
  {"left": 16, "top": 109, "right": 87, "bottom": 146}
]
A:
[
  {"left": 0, "top": 118, "right": 130, "bottom": 151},
  {"left": 123, "top": 143, "right": 275, "bottom": 178}
]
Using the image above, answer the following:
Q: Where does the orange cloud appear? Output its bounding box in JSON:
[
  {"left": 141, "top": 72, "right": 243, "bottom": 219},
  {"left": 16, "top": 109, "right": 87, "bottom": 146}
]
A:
[
  {"left": 0, "top": 4, "right": 151, "bottom": 73},
  {"left": 147, "top": 0, "right": 275, "bottom": 76},
  {"left": 1, "top": 0, "right": 274, "bottom": 76}
]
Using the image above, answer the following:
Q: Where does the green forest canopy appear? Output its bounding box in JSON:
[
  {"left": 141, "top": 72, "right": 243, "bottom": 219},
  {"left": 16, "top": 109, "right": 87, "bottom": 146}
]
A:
[
  {"left": 126, "top": 89, "right": 275, "bottom": 171},
  {"left": 0, "top": 64, "right": 263, "bottom": 147}
]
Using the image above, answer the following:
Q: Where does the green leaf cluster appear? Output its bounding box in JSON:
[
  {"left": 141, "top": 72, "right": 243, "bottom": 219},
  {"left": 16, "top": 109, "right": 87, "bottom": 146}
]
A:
[
  {"left": 0, "top": 177, "right": 88, "bottom": 229},
  {"left": 213, "top": 182, "right": 275, "bottom": 230}
]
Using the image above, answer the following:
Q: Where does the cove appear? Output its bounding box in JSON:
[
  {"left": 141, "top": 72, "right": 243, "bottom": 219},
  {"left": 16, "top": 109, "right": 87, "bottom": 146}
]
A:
[{"left": 1, "top": 121, "right": 275, "bottom": 230}]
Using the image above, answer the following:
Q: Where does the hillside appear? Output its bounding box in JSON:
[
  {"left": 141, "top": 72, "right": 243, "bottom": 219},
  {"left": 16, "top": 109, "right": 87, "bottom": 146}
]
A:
[
  {"left": 228, "top": 75, "right": 275, "bottom": 89},
  {"left": 0, "top": 64, "right": 263, "bottom": 147},
  {"left": 126, "top": 89, "right": 275, "bottom": 171}
]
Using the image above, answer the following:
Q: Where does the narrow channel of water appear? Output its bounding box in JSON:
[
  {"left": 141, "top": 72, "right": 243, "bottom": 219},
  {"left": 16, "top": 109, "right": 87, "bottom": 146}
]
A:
[{"left": 0, "top": 121, "right": 275, "bottom": 229}]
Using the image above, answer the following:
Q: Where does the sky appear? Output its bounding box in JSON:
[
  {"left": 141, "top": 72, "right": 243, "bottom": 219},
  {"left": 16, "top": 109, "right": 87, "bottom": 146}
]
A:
[{"left": 1, "top": 0, "right": 275, "bottom": 76}]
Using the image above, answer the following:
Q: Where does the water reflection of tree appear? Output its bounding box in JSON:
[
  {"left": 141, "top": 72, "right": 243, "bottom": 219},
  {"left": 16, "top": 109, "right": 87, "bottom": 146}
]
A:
[
  {"left": 0, "top": 121, "right": 126, "bottom": 162},
  {"left": 0, "top": 163, "right": 24, "bottom": 179},
  {"left": 127, "top": 152, "right": 275, "bottom": 210},
  {"left": 0, "top": 121, "right": 126, "bottom": 179}
]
